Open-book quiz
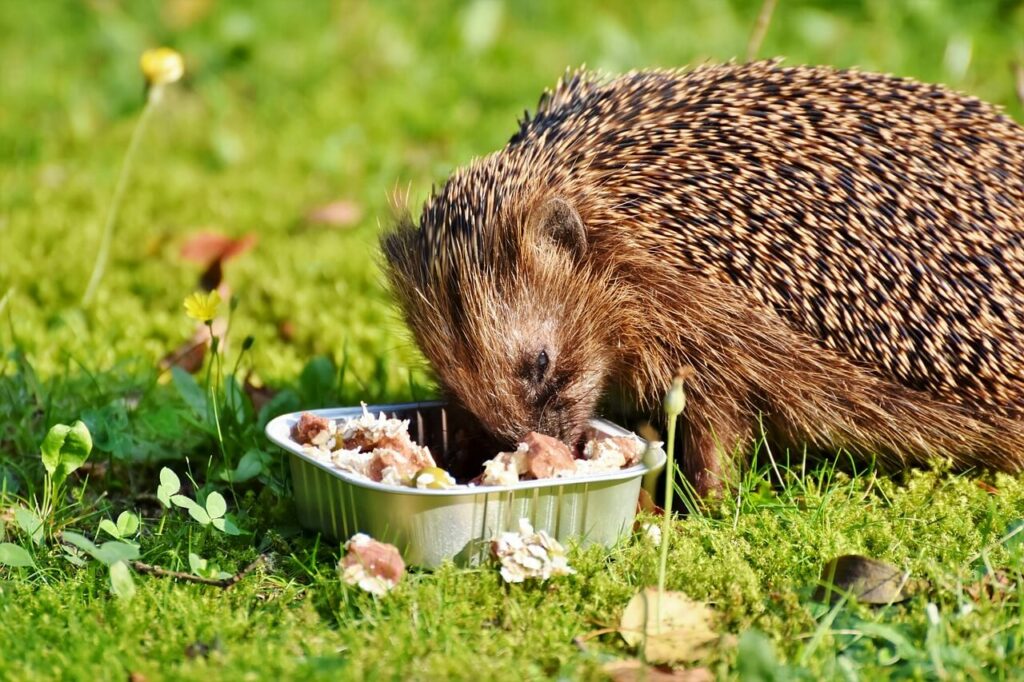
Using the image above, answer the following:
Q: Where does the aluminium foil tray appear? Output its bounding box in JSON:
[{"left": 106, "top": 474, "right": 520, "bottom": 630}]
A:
[{"left": 265, "top": 401, "right": 666, "bottom": 568}]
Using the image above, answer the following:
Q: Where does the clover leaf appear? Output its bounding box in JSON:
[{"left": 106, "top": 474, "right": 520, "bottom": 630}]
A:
[
  {"left": 40, "top": 420, "right": 92, "bottom": 487},
  {"left": 157, "top": 467, "right": 181, "bottom": 508}
]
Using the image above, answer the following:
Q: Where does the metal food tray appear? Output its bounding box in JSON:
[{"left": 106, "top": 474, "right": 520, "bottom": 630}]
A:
[{"left": 265, "top": 401, "right": 666, "bottom": 568}]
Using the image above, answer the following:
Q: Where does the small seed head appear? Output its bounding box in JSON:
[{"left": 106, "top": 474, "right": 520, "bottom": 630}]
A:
[{"left": 664, "top": 378, "right": 686, "bottom": 418}]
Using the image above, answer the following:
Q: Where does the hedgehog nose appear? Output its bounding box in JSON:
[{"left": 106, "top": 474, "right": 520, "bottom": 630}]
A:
[
  {"left": 536, "top": 411, "right": 573, "bottom": 444},
  {"left": 536, "top": 412, "right": 561, "bottom": 439}
]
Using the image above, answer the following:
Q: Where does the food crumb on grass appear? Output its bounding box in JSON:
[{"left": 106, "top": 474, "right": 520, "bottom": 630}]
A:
[
  {"left": 339, "top": 533, "right": 405, "bottom": 595},
  {"left": 491, "top": 518, "right": 576, "bottom": 583}
]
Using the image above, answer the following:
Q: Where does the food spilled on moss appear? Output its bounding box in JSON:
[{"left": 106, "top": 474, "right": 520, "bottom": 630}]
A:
[
  {"left": 290, "top": 404, "right": 648, "bottom": 489},
  {"left": 339, "top": 533, "right": 405, "bottom": 595},
  {"left": 491, "top": 518, "right": 575, "bottom": 583}
]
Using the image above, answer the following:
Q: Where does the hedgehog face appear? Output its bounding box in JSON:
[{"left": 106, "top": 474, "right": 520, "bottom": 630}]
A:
[
  {"left": 440, "top": 197, "right": 613, "bottom": 448},
  {"left": 384, "top": 195, "right": 616, "bottom": 450},
  {"left": 444, "top": 275, "right": 611, "bottom": 448}
]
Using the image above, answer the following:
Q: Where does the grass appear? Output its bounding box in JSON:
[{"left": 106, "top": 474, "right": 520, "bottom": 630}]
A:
[{"left": 3, "top": 0, "right": 1024, "bottom": 679}]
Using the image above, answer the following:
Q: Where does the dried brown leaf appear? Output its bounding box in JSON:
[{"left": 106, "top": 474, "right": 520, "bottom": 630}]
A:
[
  {"left": 637, "top": 488, "right": 665, "bottom": 516},
  {"left": 305, "top": 199, "right": 363, "bottom": 228},
  {"left": 199, "top": 258, "right": 223, "bottom": 292},
  {"left": 159, "top": 332, "right": 207, "bottom": 375},
  {"left": 277, "top": 320, "right": 296, "bottom": 342},
  {"left": 619, "top": 589, "right": 718, "bottom": 665},
  {"left": 159, "top": 318, "right": 227, "bottom": 375},
  {"left": 965, "top": 569, "right": 1018, "bottom": 603},
  {"left": 75, "top": 461, "right": 108, "bottom": 480},
  {"left": 602, "top": 659, "right": 712, "bottom": 682},
  {"left": 976, "top": 480, "right": 999, "bottom": 495},
  {"left": 161, "top": 0, "right": 215, "bottom": 28},
  {"left": 180, "top": 231, "right": 257, "bottom": 265},
  {"left": 180, "top": 232, "right": 232, "bottom": 263}
]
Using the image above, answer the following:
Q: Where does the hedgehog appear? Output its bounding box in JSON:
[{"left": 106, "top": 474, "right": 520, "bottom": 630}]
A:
[{"left": 382, "top": 60, "right": 1024, "bottom": 496}]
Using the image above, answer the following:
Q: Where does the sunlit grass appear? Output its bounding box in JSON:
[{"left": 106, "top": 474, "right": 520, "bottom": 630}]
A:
[{"left": 2, "top": 0, "right": 1024, "bottom": 678}]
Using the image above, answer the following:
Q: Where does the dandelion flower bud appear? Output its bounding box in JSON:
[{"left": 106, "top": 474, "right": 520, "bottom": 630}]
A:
[
  {"left": 140, "top": 47, "right": 184, "bottom": 87},
  {"left": 663, "top": 366, "right": 693, "bottom": 418},
  {"left": 664, "top": 378, "right": 685, "bottom": 418}
]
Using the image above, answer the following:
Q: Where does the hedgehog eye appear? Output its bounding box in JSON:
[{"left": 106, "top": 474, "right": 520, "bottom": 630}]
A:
[{"left": 535, "top": 350, "right": 550, "bottom": 381}]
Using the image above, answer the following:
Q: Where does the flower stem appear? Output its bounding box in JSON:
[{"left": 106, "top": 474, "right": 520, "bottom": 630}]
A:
[
  {"left": 206, "top": 323, "right": 228, "bottom": 462},
  {"left": 657, "top": 412, "right": 677, "bottom": 598},
  {"left": 81, "top": 89, "right": 160, "bottom": 306}
]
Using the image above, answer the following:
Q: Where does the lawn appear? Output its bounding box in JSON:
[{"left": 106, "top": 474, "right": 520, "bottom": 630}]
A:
[{"left": 3, "top": 0, "right": 1024, "bottom": 679}]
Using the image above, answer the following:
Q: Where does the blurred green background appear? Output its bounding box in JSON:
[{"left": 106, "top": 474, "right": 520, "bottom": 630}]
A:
[{"left": 3, "top": 0, "right": 1024, "bottom": 391}]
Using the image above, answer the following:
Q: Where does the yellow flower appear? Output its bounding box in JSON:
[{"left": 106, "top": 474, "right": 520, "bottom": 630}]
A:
[
  {"left": 140, "top": 48, "right": 185, "bottom": 87},
  {"left": 183, "top": 290, "right": 221, "bottom": 323}
]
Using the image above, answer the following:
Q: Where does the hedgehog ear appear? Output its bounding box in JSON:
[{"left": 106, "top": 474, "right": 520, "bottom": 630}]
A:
[{"left": 531, "top": 197, "right": 587, "bottom": 257}]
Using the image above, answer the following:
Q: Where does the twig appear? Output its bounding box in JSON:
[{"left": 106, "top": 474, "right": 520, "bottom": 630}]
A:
[
  {"left": 132, "top": 554, "right": 267, "bottom": 589},
  {"left": 574, "top": 627, "right": 619, "bottom": 645},
  {"left": 1012, "top": 60, "right": 1024, "bottom": 107},
  {"left": 746, "top": 0, "right": 778, "bottom": 62}
]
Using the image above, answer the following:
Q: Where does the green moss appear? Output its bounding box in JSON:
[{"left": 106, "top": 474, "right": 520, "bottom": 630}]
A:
[{"left": 3, "top": 0, "right": 1024, "bottom": 678}]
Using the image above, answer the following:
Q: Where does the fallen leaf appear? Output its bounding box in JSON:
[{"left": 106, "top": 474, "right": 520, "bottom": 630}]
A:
[
  {"left": 602, "top": 659, "right": 711, "bottom": 682},
  {"left": 199, "top": 258, "right": 224, "bottom": 292},
  {"left": 814, "top": 555, "right": 914, "bottom": 605},
  {"left": 158, "top": 318, "right": 228, "bottom": 375},
  {"left": 305, "top": 199, "right": 363, "bottom": 228},
  {"left": 637, "top": 488, "right": 665, "bottom": 516},
  {"left": 158, "top": 335, "right": 206, "bottom": 375},
  {"left": 965, "top": 569, "right": 1017, "bottom": 603},
  {"left": 128, "top": 672, "right": 149, "bottom": 682},
  {"left": 75, "top": 461, "right": 108, "bottom": 480},
  {"left": 976, "top": 480, "right": 999, "bottom": 495},
  {"left": 619, "top": 589, "right": 718, "bottom": 665},
  {"left": 161, "top": 0, "right": 215, "bottom": 28},
  {"left": 180, "top": 232, "right": 256, "bottom": 293},
  {"left": 277, "top": 320, "right": 296, "bottom": 342},
  {"left": 180, "top": 231, "right": 258, "bottom": 265}
]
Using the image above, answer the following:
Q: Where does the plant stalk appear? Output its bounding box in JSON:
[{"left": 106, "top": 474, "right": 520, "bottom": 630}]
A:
[
  {"left": 82, "top": 88, "right": 160, "bottom": 306},
  {"left": 657, "top": 412, "right": 677, "bottom": 600}
]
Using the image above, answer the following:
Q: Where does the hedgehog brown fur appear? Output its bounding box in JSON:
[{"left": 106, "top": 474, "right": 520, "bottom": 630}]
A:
[{"left": 382, "top": 60, "right": 1024, "bottom": 495}]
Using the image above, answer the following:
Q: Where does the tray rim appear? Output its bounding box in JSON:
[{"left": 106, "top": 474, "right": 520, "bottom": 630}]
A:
[{"left": 265, "top": 401, "right": 666, "bottom": 497}]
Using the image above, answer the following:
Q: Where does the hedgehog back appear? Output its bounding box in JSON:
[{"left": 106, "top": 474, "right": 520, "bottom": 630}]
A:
[{"left": 461, "top": 62, "right": 1024, "bottom": 416}]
